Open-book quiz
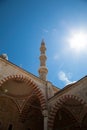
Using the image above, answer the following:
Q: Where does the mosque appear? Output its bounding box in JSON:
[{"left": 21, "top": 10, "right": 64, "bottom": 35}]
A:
[{"left": 0, "top": 40, "right": 87, "bottom": 130}]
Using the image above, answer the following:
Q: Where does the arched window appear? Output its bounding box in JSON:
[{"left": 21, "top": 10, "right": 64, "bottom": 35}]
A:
[{"left": 8, "top": 124, "right": 13, "bottom": 130}]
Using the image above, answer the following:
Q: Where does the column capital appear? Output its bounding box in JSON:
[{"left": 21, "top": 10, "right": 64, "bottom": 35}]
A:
[{"left": 42, "top": 109, "right": 48, "bottom": 117}]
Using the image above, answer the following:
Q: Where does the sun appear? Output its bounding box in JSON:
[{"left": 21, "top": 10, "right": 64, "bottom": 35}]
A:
[{"left": 68, "top": 30, "right": 87, "bottom": 53}]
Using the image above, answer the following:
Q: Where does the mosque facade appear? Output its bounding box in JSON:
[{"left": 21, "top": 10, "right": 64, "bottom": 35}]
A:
[{"left": 0, "top": 40, "right": 87, "bottom": 130}]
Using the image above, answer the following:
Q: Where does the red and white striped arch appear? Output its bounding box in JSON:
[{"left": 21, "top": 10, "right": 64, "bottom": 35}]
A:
[
  {"left": 0, "top": 75, "right": 46, "bottom": 110},
  {"left": 48, "top": 94, "right": 86, "bottom": 129}
]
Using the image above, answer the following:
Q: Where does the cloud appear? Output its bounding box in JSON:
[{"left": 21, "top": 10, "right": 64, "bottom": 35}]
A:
[
  {"left": 53, "top": 54, "right": 59, "bottom": 60},
  {"left": 58, "top": 71, "right": 76, "bottom": 85},
  {"left": 20, "top": 64, "right": 22, "bottom": 67},
  {"left": 52, "top": 28, "right": 57, "bottom": 32},
  {"left": 42, "top": 29, "right": 48, "bottom": 33}
]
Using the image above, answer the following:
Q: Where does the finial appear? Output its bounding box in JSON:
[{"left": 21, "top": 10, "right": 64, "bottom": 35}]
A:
[
  {"left": 41, "top": 39, "right": 45, "bottom": 45},
  {"left": 0, "top": 54, "right": 8, "bottom": 60}
]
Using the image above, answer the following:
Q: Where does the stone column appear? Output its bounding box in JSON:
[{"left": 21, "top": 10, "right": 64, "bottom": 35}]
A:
[{"left": 42, "top": 109, "right": 48, "bottom": 130}]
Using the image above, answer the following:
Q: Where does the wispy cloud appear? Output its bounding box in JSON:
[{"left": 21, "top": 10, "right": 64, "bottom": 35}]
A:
[
  {"left": 42, "top": 29, "right": 48, "bottom": 33},
  {"left": 20, "top": 64, "right": 22, "bottom": 68},
  {"left": 52, "top": 28, "right": 57, "bottom": 32},
  {"left": 58, "top": 71, "right": 76, "bottom": 85},
  {"left": 53, "top": 54, "right": 59, "bottom": 60}
]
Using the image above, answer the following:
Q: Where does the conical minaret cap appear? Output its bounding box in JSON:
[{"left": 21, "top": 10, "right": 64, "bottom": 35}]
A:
[{"left": 40, "top": 39, "right": 46, "bottom": 54}]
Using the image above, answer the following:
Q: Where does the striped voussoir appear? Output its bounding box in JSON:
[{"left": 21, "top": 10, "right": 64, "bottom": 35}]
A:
[
  {"left": 48, "top": 94, "right": 86, "bottom": 129},
  {"left": 0, "top": 75, "right": 46, "bottom": 110},
  {"left": 19, "top": 92, "right": 48, "bottom": 122}
]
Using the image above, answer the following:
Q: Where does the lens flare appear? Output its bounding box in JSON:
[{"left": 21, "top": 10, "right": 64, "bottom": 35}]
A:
[{"left": 68, "top": 30, "right": 87, "bottom": 53}]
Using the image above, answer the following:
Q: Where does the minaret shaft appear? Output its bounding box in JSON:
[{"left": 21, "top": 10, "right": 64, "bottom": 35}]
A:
[{"left": 38, "top": 40, "right": 48, "bottom": 81}]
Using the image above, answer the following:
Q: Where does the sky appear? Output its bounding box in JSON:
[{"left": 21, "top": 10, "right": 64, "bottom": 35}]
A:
[{"left": 1, "top": 0, "right": 87, "bottom": 88}]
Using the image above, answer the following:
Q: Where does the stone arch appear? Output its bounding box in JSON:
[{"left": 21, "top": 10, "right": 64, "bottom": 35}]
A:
[
  {"left": 53, "top": 107, "right": 81, "bottom": 130},
  {"left": 0, "top": 75, "right": 46, "bottom": 110},
  {"left": 0, "top": 96, "right": 20, "bottom": 130},
  {"left": 19, "top": 94, "right": 44, "bottom": 130},
  {"left": 0, "top": 95, "right": 19, "bottom": 113},
  {"left": 19, "top": 94, "right": 43, "bottom": 122},
  {"left": 48, "top": 94, "right": 86, "bottom": 129}
]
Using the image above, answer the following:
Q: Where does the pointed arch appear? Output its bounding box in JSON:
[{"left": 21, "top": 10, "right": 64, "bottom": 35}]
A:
[
  {"left": 0, "top": 75, "right": 46, "bottom": 110},
  {"left": 19, "top": 94, "right": 44, "bottom": 130},
  {"left": 48, "top": 94, "right": 86, "bottom": 129},
  {"left": 19, "top": 95, "right": 42, "bottom": 122},
  {"left": 0, "top": 95, "right": 20, "bottom": 129},
  {"left": 0, "top": 95, "right": 19, "bottom": 113}
]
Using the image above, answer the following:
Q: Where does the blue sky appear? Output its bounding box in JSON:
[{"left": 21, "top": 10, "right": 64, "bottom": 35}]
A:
[{"left": 1, "top": 0, "right": 87, "bottom": 88}]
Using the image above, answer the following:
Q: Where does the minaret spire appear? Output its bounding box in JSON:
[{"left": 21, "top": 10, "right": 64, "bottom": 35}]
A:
[{"left": 38, "top": 40, "right": 48, "bottom": 81}]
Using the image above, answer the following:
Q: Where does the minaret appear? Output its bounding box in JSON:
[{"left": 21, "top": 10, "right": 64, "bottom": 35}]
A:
[{"left": 38, "top": 40, "right": 48, "bottom": 81}]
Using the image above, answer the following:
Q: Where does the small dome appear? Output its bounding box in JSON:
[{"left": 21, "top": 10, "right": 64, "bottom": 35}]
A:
[{"left": 0, "top": 54, "right": 8, "bottom": 60}]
